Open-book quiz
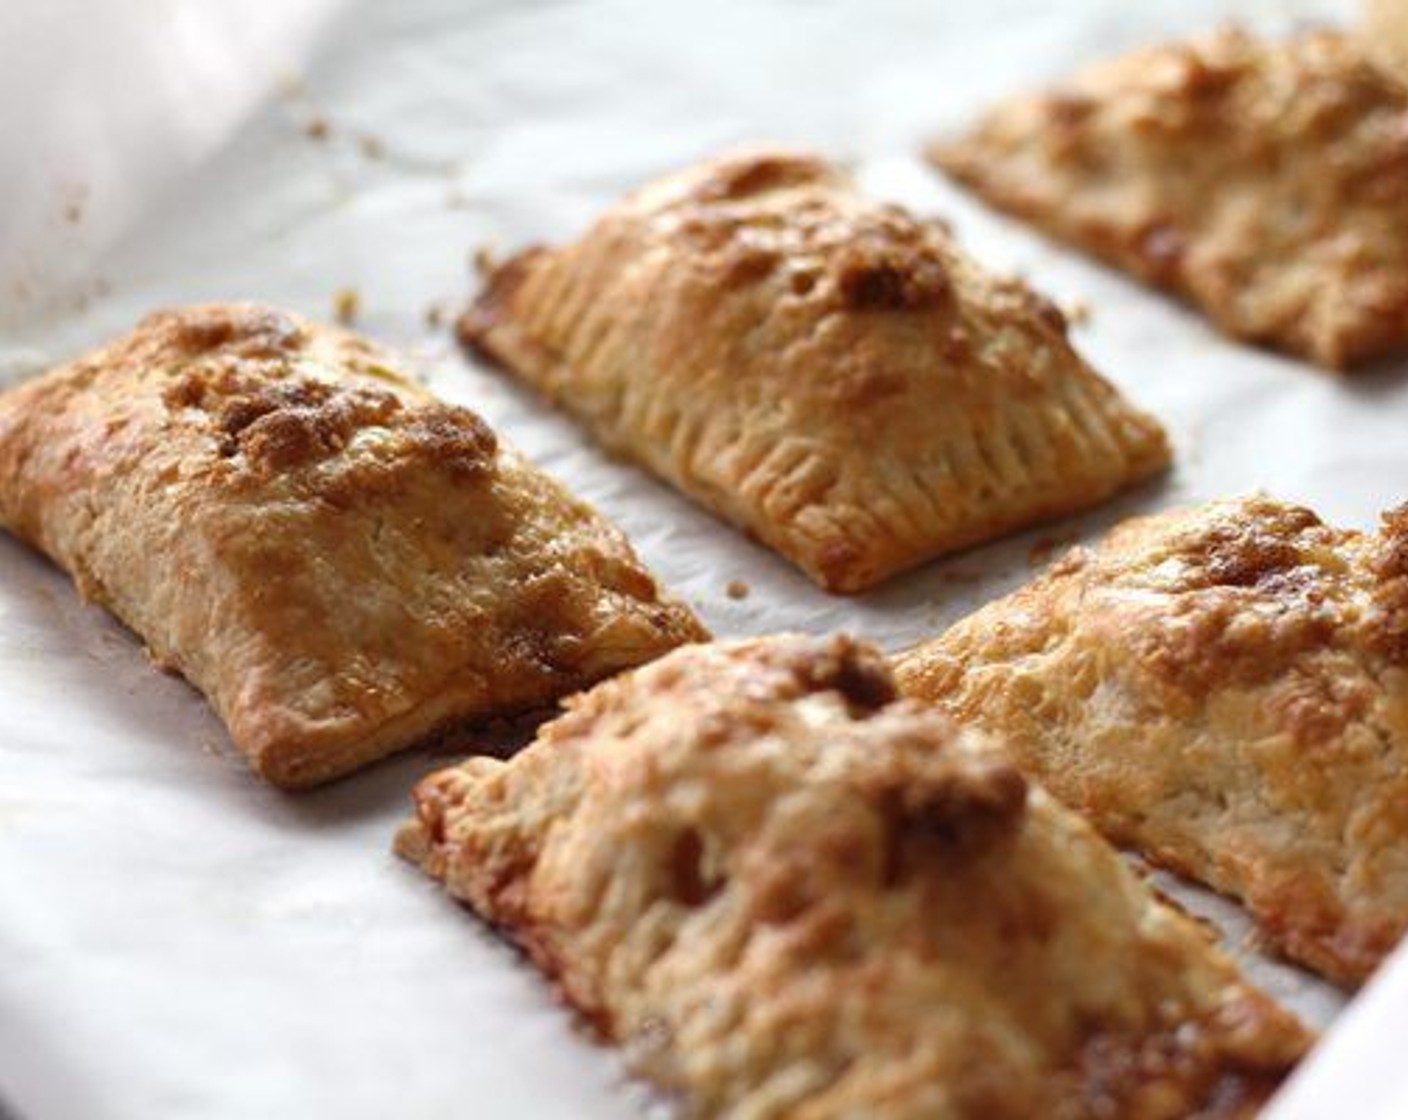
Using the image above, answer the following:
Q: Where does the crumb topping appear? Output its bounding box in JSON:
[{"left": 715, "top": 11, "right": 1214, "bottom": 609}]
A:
[
  {"left": 835, "top": 228, "right": 951, "bottom": 311},
  {"left": 788, "top": 634, "right": 900, "bottom": 712},
  {"left": 153, "top": 308, "right": 499, "bottom": 482},
  {"left": 143, "top": 304, "right": 306, "bottom": 361},
  {"left": 1166, "top": 501, "right": 1327, "bottom": 591},
  {"left": 1107, "top": 502, "right": 1349, "bottom": 699},
  {"left": 669, "top": 167, "right": 957, "bottom": 317}
]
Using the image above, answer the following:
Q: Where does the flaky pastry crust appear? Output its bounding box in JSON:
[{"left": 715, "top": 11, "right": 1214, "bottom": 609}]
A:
[
  {"left": 0, "top": 304, "right": 705, "bottom": 788},
  {"left": 460, "top": 149, "right": 1169, "bottom": 592},
  {"left": 931, "top": 28, "right": 1408, "bottom": 369},
  {"left": 896, "top": 496, "right": 1408, "bottom": 985},
  {"left": 399, "top": 634, "right": 1309, "bottom": 1118}
]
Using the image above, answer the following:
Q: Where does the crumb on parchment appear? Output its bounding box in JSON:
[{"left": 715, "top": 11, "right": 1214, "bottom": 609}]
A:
[
  {"left": 726, "top": 579, "right": 750, "bottom": 600},
  {"left": 333, "top": 287, "right": 361, "bottom": 325},
  {"left": 472, "top": 246, "right": 497, "bottom": 275},
  {"left": 59, "top": 183, "right": 89, "bottom": 226}
]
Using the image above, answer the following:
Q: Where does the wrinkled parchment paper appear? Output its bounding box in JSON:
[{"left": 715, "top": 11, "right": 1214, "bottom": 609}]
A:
[{"left": 2, "top": 0, "right": 1397, "bottom": 1116}]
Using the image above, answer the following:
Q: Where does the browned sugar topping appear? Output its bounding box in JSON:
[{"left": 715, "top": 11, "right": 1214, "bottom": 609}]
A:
[
  {"left": 145, "top": 305, "right": 306, "bottom": 361},
  {"left": 675, "top": 173, "right": 957, "bottom": 317},
  {"left": 1172, "top": 502, "right": 1326, "bottom": 591},
  {"left": 155, "top": 308, "right": 500, "bottom": 481},
  {"left": 212, "top": 382, "right": 497, "bottom": 480},
  {"left": 836, "top": 229, "right": 952, "bottom": 312}
]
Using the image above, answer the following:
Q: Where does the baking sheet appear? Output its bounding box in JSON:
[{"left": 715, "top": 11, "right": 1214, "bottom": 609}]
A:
[{"left": 0, "top": 0, "right": 1392, "bottom": 1115}]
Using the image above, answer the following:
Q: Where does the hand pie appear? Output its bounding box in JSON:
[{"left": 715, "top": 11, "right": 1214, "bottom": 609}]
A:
[
  {"left": 0, "top": 304, "right": 705, "bottom": 788},
  {"left": 460, "top": 149, "right": 1170, "bottom": 593},
  {"left": 399, "top": 633, "right": 1310, "bottom": 1118},
  {"left": 896, "top": 496, "right": 1408, "bottom": 986},
  {"left": 930, "top": 28, "right": 1408, "bottom": 369}
]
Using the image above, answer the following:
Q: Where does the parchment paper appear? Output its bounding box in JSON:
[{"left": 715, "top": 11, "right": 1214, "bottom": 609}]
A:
[{"left": 0, "top": 0, "right": 1391, "bottom": 1116}]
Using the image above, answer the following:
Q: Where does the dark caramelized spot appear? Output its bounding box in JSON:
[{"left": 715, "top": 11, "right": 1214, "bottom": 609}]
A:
[
  {"left": 718, "top": 245, "right": 781, "bottom": 288},
  {"left": 791, "top": 636, "right": 899, "bottom": 713},
  {"left": 892, "top": 756, "right": 1028, "bottom": 845},
  {"left": 789, "top": 269, "right": 819, "bottom": 296},
  {"left": 1169, "top": 40, "right": 1245, "bottom": 99},
  {"left": 831, "top": 653, "right": 900, "bottom": 712},
  {"left": 1028, "top": 291, "right": 1070, "bottom": 335},
  {"left": 837, "top": 245, "right": 950, "bottom": 311},
  {"left": 668, "top": 828, "right": 722, "bottom": 907}
]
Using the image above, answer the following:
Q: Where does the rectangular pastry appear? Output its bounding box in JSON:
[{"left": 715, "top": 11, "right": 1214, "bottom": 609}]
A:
[
  {"left": 896, "top": 496, "right": 1408, "bottom": 986},
  {"left": 930, "top": 28, "right": 1408, "bottom": 369},
  {"left": 0, "top": 304, "right": 705, "bottom": 788},
  {"left": 399, "top": 633, "right": 1310, "bottom": 1118},
  {"left": 460, "top": 149, "right": 1170, "bottom": 593}
]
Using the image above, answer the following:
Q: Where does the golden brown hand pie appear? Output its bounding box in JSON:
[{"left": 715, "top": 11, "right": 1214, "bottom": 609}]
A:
[
  {"left": 0, "top": 304, "right": 705, "bottom": 788},
  {"left": 399, "top": 633, "right": 1310, "bottom": 1118},
  {"left": 896, "top": 496, "right": 1408, "bottom": 986},
  {"left": 930, "top": 28, "right": 1408, "bottom": 370},
  {"left": 460, "top": 149, "right": 1170, "bottom": 593}
]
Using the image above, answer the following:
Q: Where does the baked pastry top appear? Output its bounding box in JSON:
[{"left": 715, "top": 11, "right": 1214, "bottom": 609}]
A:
[
  {"left": 460, "top": 149, "right": 1170, "bottom": 593},
  {"left": 895, "top": 495, "right": 1408, "bottom": 986},
  {"left": 0, "top": 303, "right": 705, "bottom": 788},
  {"left": 399, "top": 633, "right": 1310, "bottom": 1119},
  {"left": 931, "top": 27, "right": 1408, "bottom": 369}
]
